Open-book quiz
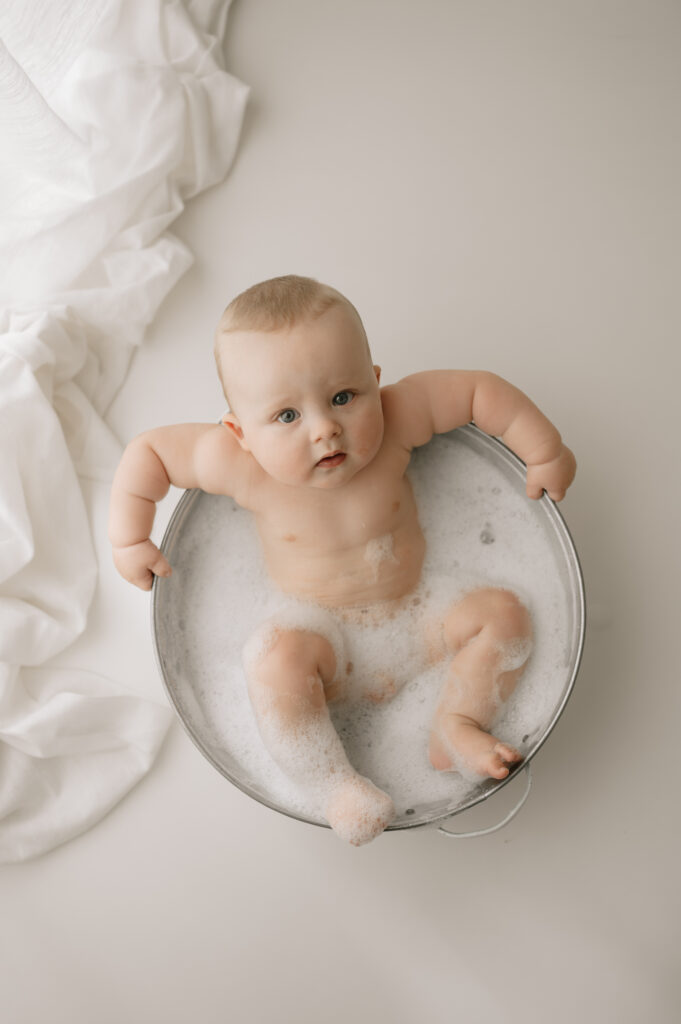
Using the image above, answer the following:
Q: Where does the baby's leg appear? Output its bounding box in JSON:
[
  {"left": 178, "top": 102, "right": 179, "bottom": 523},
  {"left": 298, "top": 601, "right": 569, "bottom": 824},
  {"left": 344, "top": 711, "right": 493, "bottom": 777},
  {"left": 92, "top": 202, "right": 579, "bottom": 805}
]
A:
[
  {"left": 428, "top": 588, "right": 533, "bottom": 780},
  {"left": 244, "top": 626, "right": 394, "bottom": 845}
]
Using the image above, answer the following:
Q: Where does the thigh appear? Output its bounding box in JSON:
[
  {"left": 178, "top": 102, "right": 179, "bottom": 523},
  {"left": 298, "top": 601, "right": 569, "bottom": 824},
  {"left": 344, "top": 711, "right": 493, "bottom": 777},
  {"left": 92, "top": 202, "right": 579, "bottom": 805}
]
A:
[{"left": 441, "top": 587, "right": 532, "bottom": 653}]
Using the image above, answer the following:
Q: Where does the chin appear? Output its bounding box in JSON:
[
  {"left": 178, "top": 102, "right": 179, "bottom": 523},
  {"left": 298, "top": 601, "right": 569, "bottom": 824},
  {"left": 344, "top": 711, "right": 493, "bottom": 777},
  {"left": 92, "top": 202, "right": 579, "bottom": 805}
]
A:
[{"left": 310, "top": 474, "right": 347, "bottom": 490}]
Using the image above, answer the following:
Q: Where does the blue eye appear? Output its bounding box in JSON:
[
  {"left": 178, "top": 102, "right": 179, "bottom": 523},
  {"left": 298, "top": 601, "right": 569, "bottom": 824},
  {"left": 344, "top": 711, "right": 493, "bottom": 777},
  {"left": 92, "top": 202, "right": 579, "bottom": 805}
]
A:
[
  {"left": 332, "top": 391, "right": 353, "bottom": 407},
  {"left": 277, "top": 409, "right": 299, "bottom": 424}
]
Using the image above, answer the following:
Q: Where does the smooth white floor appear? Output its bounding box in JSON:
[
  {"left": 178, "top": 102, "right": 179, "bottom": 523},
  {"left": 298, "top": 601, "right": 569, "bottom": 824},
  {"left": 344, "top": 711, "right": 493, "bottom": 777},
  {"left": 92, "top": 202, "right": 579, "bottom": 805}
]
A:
[{"left": 2, "top": 2, "right": 680, "bottom": 1021}]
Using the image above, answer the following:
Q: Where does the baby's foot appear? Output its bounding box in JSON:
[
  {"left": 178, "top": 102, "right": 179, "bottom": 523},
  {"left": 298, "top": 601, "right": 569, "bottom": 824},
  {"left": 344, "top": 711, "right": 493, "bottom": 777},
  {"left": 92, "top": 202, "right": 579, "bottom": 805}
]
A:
[
  {"left": 429, "top": 713, "right": 522, "bottom": 780},
  {"left": 325, "top": 774, "right": 395, "bottom": 846}
]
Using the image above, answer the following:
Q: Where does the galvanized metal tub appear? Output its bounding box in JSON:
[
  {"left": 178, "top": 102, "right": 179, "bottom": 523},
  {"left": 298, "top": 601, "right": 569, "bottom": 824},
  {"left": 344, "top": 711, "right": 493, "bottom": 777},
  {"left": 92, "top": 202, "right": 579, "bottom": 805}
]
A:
[{"left": 151, "top": 424, "right": 585, "bottom": 837}]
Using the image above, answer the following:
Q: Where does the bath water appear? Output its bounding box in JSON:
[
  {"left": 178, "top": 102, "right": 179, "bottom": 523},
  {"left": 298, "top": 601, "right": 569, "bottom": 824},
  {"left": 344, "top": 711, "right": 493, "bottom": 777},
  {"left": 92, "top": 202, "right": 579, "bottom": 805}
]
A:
[{"left": 156, "top": 430, "right": 572, "bottom": 826}]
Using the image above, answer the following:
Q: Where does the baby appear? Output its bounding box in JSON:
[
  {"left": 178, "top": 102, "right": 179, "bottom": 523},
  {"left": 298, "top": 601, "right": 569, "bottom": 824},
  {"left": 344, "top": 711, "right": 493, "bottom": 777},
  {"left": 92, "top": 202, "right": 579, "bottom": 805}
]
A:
[{"left": 109, "top": 275, "right": 576, "bottom": 845}]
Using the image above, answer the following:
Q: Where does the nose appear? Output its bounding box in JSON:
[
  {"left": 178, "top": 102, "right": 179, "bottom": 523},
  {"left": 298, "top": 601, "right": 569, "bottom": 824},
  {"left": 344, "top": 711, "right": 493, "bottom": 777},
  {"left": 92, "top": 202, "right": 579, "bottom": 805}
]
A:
[{"left": 310, "top": 412, "right": 341, "bottom": 443}]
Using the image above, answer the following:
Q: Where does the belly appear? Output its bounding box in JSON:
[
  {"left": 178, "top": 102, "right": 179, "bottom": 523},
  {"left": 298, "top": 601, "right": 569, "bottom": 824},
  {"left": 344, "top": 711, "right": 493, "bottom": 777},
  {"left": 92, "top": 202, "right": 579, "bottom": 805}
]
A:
[{"left": 262, "top": 523, "right": 427, "bottom": 609}]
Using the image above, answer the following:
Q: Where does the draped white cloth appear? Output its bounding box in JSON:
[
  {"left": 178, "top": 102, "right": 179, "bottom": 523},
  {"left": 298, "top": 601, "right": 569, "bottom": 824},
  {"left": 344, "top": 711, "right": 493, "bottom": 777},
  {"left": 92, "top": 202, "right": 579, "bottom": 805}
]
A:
[{"left": 0, "top": 0, "right": 249, "bottom": 861}]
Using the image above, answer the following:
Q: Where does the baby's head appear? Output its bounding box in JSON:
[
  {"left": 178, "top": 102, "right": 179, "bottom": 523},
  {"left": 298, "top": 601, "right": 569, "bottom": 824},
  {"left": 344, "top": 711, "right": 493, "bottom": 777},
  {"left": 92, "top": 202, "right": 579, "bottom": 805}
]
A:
[{"left": 214, "top": 275, "right": 384, "bottom": 489}]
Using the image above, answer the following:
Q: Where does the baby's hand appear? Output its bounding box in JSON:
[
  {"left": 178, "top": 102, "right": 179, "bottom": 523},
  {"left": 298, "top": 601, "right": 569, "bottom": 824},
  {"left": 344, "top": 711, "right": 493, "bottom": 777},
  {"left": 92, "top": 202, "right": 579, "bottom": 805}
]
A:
[
  {"left": 525, "top": 443, "right": 576, "bottom": 502},
  {"left": 112, "top": 540, "right": 172, "bottom": 591}
]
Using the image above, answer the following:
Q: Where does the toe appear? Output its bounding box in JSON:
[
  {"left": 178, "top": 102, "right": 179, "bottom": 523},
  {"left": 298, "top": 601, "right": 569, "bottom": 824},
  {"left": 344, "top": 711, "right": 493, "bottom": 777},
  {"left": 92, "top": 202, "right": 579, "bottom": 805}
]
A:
[
  {"left": 495, "top": 742, "right": 522, "bottom": 765},
  {"left": 326, "top": 777, "right": 394, "bottom": 845}
]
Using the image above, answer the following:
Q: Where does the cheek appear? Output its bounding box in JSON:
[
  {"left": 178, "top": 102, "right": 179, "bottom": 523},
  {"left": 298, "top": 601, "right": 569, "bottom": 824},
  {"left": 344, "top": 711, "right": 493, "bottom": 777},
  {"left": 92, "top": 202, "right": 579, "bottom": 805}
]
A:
[
  {"left": 353, "top": 405, "right": 383, "bottom": 457},
  {"left": 253, "top": 433, "right": 306, "bottom": 481}
]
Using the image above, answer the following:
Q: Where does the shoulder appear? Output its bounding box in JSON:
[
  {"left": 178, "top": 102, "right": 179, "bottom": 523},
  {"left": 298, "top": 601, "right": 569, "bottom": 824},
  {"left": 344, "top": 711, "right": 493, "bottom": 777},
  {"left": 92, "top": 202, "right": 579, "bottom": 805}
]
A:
[
  {"left": 193, "top": 424, "right": 266, "bottom": 509},
  {"left": 379, "top": 375, "right": 437, "bottom": 452}
]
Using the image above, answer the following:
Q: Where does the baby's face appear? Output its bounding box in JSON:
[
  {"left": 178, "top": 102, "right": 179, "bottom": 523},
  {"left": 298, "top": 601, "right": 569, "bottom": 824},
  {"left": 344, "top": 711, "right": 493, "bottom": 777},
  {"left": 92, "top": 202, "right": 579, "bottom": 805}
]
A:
[{"left": 221, "top": 306, "right": 384, "bottom": 489}]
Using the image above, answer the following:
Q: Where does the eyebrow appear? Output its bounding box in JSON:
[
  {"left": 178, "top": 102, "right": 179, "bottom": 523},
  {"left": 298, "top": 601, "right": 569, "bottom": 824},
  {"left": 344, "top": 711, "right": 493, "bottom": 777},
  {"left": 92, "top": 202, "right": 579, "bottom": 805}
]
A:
[{"left": 263, "top": 395, "right": 298, "bottom": 413}]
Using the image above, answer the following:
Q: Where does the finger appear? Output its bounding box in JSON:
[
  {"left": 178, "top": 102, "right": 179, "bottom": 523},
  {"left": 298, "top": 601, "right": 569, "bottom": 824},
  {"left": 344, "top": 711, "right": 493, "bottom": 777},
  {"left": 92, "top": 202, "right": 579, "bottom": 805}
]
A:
[
  {"left": 149, "top": 552, "right": 172, "bottom": 578},
  {"left": 128, "top": 570, "right": 153, "bottom": 591},
  {"left": 120, "top": 567, "right": 153, "bottom": 590}
]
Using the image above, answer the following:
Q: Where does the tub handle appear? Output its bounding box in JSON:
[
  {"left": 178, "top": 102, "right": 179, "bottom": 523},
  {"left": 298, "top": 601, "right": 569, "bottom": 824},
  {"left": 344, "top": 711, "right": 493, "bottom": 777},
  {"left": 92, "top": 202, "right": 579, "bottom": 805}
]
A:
[{"left": 437, "top": 763, "right": 532, "bottom": 838}]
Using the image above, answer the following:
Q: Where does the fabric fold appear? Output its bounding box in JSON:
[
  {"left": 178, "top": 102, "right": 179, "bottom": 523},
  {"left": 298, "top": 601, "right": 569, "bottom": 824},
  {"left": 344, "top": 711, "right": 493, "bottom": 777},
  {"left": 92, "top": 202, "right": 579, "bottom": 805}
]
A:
[{"left": 0, "top": 0, "right": 249, "bottom": 862}]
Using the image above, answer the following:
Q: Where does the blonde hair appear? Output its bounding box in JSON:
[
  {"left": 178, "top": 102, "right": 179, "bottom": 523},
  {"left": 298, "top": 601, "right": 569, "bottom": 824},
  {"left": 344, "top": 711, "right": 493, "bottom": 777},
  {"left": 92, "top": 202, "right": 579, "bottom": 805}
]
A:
[{"left": 214, "top": 275, "right": 368, "bottom": 400}]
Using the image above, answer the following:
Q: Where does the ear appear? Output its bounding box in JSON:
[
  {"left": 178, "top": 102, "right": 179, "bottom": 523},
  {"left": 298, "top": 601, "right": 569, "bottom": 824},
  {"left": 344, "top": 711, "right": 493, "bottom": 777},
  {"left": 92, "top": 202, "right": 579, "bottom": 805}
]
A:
[
  {"left": 373, "top": 365, "right": 381, "bottom": 384},
  {"left": 221, "top": 412, "right": 250, "bottom": 452}
]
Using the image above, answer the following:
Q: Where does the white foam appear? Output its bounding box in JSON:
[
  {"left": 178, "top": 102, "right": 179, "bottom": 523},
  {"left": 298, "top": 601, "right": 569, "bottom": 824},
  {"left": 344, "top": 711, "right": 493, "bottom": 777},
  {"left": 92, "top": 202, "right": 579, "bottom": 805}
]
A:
[
  {"left": 157, "top": 431, "right": 577, "bottom": 826},
  {"left": 496, "top": 635, "right": 534, "bottom": 673},
  {"left": 363, "top": 533, "right": 399, "bottom": 579}
]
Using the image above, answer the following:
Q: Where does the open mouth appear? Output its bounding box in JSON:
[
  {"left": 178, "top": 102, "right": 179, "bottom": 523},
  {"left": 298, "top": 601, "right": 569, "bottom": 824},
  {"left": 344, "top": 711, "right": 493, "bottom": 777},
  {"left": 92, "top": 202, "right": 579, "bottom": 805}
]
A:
[{"left": 316, "top": 451, "right": 346, "bottom": 468}]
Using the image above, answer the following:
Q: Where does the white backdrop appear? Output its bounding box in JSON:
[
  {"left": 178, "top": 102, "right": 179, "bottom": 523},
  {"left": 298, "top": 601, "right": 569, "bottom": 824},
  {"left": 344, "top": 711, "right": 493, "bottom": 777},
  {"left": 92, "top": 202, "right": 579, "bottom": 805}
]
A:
[{"left": 2, "top": 1, "right": 680, "bottom": 1021}]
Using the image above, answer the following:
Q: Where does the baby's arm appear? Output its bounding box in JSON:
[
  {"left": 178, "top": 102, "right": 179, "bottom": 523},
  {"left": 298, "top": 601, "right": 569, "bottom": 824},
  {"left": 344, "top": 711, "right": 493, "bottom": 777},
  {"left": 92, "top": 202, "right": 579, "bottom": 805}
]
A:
[
  {"left": 384, "top": 370, "right": 576, "bottom": 500},
  {"left": 109, "top": 423, "right": 253, "bottom": 589}
]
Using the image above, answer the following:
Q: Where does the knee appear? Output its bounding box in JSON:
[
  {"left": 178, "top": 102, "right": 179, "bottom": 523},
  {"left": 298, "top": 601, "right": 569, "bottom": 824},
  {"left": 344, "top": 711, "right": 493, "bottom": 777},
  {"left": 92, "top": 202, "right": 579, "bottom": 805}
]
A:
[
  {"left": 481, "top": 588, "right": 532, "bottom": 642},
  {"left": 444, "top": 587, "right": 532, "bottom": 650},
  {"left": 245, "top": 628, "right": 337, "bottom": 696}
]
